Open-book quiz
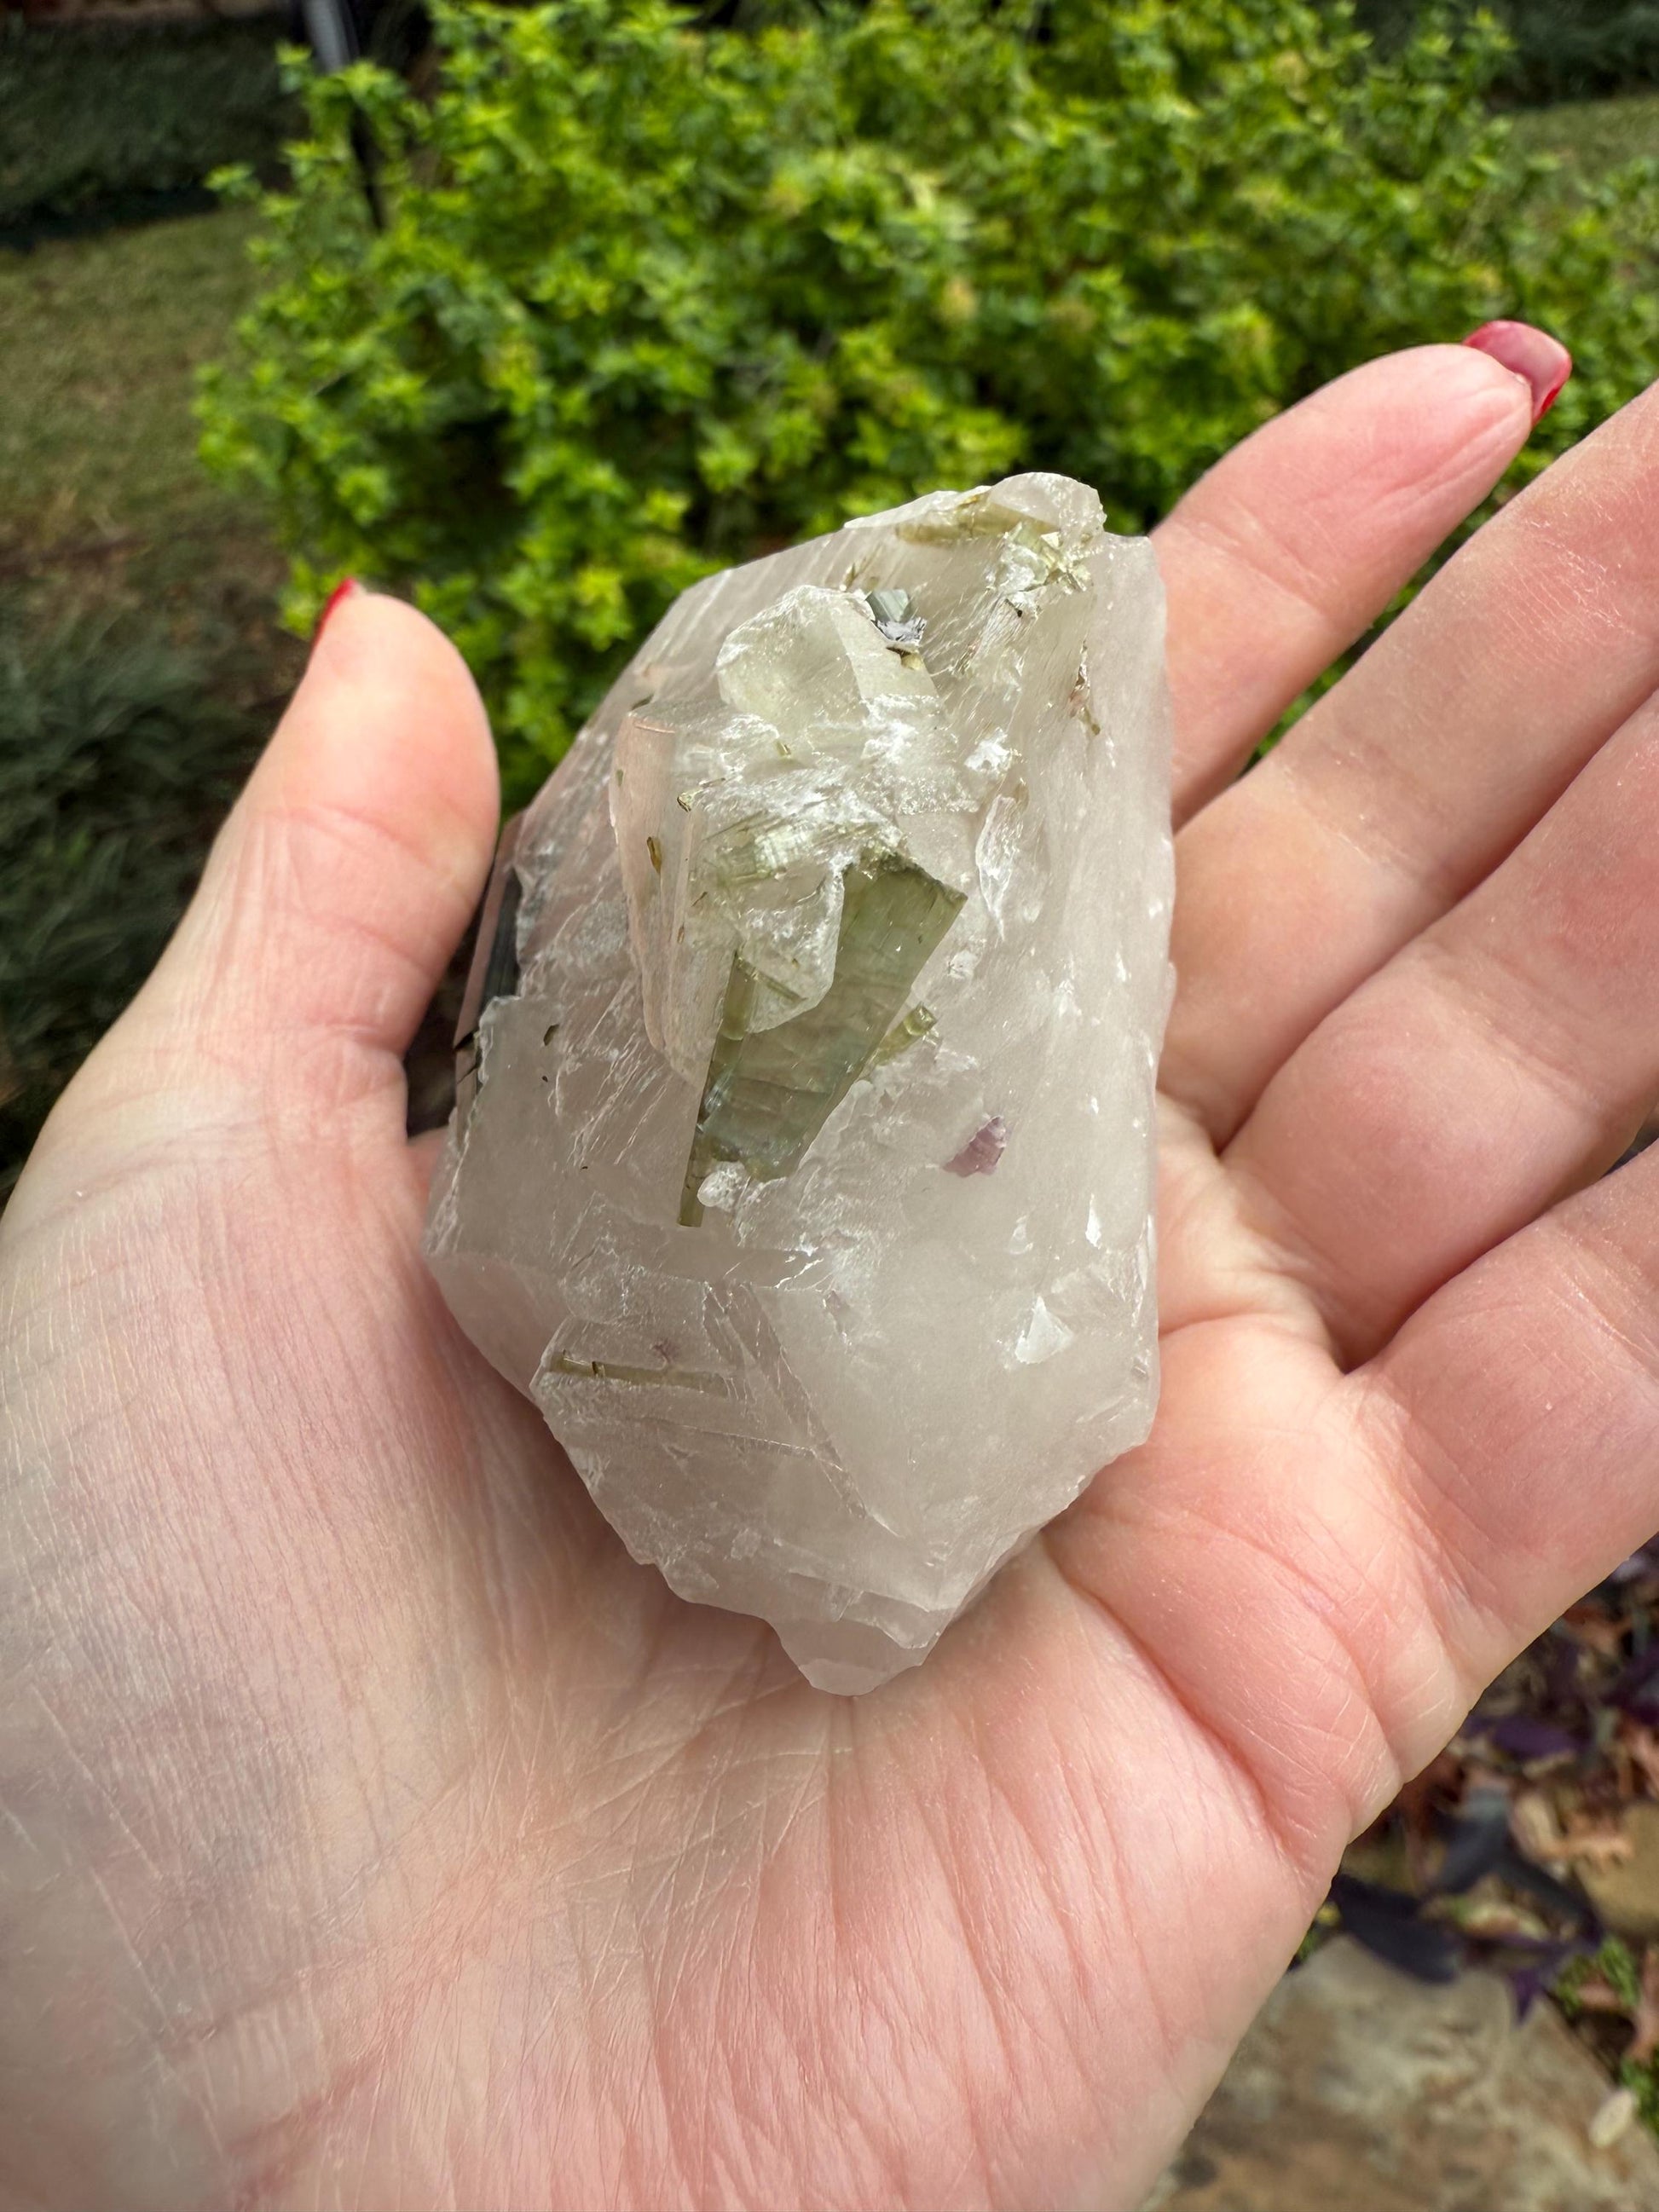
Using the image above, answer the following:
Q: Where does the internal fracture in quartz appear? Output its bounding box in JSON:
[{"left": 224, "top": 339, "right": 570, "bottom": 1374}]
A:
[{"left": 424, "top": 474, "right": 1174, "bottom": 1693}]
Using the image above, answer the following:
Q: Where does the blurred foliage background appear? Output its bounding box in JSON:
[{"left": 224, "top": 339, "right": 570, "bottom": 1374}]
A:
[
  {"left": 7, "top": 0, "right": 1659, "bottom": 1187},
  {"left": 200, "top": 0, "right": 1659, "bottom": 802},
  {"left": 0, "top": 12, "right": 296, "bottom": 240},
  {"left": 1360, "top": 0, "right": 1659, "bottom": 99}
]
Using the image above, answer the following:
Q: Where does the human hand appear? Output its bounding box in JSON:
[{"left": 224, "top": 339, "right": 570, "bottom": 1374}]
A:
[{"left": 4, "top": 322, "right": 1650, "bottom": 2212}]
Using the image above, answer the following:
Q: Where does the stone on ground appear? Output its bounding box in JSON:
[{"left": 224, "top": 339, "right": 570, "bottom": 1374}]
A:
[{"left": 1142, "top": 1938, "right": 1659, "bottom": 2212}]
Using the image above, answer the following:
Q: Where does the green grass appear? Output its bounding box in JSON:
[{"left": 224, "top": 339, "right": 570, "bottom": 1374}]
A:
[
  {"left": 0, "top": 205, "right": 303, "bottom": 1190},
  {"left": 1512, "top": 86, "right": 1659, "bottom": 170},
  {"left": 0, "top": 206, "right": 277, "bottom": 593},
  {"left": 0, "top": 607, "right": 276, "bottom": 1185}
]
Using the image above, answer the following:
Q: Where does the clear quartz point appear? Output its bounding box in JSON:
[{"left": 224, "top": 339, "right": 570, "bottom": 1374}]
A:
[{"left": 423, "top": 473, "right": 1174, "bottom": 1693}]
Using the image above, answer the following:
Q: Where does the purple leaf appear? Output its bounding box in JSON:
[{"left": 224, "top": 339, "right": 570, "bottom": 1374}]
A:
[
  {"left": 1436, "top": 1788, "right": 1512, "bottom": 1894},
  {"left": 1497, "top": 1845, "right": 1602, "bottom": 1933},
  {"left": 1609, "top": 1641, "right": 1659, "bottom": 1713},
  {"left": 1510, "top": 1965, "right": 1549, "bottom": 2019},
  {"left": 1471, "top": 1714, "right": 1581, "bottom": 1761},
  {"left": 1330, "top": 1875, "right": 1462, "bottom": 1984},
  {"left": 1502, "top": 1935, "right": 1600, "bottom": 2020}
]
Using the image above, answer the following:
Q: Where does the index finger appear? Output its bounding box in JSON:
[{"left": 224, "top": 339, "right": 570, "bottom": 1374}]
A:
[{"left": 1155, "top": 340, "right": 1539, "bottom": 823}]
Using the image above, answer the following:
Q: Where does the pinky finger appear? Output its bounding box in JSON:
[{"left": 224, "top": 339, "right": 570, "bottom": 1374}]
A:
[{"left": 1358, "top": 1146, "right": 1659, "bottom": 1701}]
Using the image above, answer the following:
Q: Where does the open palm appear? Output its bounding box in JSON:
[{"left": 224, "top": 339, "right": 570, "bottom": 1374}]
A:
[{"left": 6, "top": 330, "right": 1656, "bottom": 2212}]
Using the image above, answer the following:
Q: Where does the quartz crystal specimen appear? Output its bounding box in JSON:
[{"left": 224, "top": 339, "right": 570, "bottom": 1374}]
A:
[{"left": 424, "top": 473, "right": 1173, "bottom": 1692}]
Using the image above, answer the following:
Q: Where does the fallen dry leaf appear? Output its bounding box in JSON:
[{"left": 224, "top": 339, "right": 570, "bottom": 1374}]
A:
[
  {"left": 1455, "top": 1897, "right": 1550, "bottom": 1942},
  {"left": 1620, "top": 1717, "right": 1659, "bottom": 1801},
  {"left": 1560, "top": 1811, "right": 1637, "bottom": 1870},
  {"left": 1512, "top": 1789, "right": 1564, "bottom": 1863},
  {"left": 1512, "top": 1791, "right": 1633, "bottom": 1869},
  {"left": 1564, "top": 1606, "right": 1629, "bottom": 1660},
  {"left": 1573, "top": 1973, "right": 1633, "bottom": 2017},
  {"left": 1630, "top": 1946, "right": 1659, "bottom": 2068},
  {"left": 1590, "top": 2084, "right": 1639, "bottom": 2149}
]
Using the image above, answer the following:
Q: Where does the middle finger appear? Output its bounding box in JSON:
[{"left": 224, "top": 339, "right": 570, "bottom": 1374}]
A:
[
  {"left": 1223, "top": 684, "right": 1659, "bottom": 1365},
  {"left": 1163, "top": 377, "right": 1659, "bottom": 1146}
]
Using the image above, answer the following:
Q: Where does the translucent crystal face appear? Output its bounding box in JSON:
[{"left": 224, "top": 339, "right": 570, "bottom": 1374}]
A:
[
  {"left": 678, "top": 852, "right": 966, "bottom": 1227},
  {"left": 425, "top": 474, "right": 1174, "bottom": 1692}
]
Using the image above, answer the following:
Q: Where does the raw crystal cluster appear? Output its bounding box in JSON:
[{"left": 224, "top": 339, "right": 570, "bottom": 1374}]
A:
[{"left": 424, "top": 473, "right": 1173, "bottom": 1692}]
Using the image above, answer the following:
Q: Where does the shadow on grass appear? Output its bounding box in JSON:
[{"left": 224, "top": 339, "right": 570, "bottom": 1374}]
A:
[{"left": 0, "top": 582, "right": 298, "bottom": 1193}]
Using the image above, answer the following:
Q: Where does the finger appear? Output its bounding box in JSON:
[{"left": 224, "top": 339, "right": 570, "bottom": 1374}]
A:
[
  {"left": 139, "top": 586, "right": 498, "bottom": 1099},
  {"left": 1166, "top": 361, "right": 1659, "bottom": 1147},
  {"left": 1153, "top": 338, "right": 1543, "bottom": 822},
  {"left": 1224, "top": 689, "right": 1659, "bottom": 1362},
  {"left": 1356, "top": 1141, "right": 1659, "bottom": 1706}
]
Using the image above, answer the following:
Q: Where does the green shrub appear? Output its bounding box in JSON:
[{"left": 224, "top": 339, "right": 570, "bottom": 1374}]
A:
[
  {"left": 1500, "top": 0, "right": 1659, "bottom": 97},
  {"left": 200, "top": 0, "right": 1659, "bottom": 802},
  {"left": 1357, "top": 0, "right": 1659, "bottom": 101},
  {"left": 0, "top": 16, "right": 295, "bottom": 236}
]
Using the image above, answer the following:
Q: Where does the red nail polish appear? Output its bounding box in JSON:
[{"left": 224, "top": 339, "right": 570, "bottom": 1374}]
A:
[
  {"left": 314, "top": 576, "right": 361, "bottom": 641},
  {"left": 1462, "top": 321, "right": 1573, "bottom": 424}
]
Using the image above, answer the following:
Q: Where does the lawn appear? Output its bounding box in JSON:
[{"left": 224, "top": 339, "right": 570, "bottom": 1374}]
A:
[
  {"left": 1514, "top": 86, "right": 1659, "bottom": 168},
  {"left": 0, "top": 203, "right": 286, "bottom": 619},
  {"left": 0, "top": 204, "right": 303, "bottom": 1189}
]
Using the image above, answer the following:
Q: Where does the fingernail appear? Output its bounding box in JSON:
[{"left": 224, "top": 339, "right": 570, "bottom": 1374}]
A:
[
  {"left": 1462, "top": 321, "right": 1573, "bottom": 424},
  {"left": 314, "top": 576, "right": 361, "bottom": 643}
]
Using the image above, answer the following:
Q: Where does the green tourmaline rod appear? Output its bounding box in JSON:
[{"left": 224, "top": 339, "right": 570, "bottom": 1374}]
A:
[{"left": 679, "top": 852, "right": 965, "bottom": 1226}]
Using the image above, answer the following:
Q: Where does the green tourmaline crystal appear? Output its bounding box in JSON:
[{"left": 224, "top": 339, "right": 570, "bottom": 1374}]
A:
[{"left": 679, "top": 852, "right": 964, "bottom": 1224}]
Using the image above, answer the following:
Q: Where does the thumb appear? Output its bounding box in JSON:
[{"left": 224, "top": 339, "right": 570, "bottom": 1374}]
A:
[{"left": 32, "top": 589, "right": 500, "bottom": 1181}]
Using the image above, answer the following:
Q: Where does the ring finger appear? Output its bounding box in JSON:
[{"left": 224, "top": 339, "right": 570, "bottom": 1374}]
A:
[{"left": 1223, "top": 684, "right": 1659, "bottom": 1363}]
